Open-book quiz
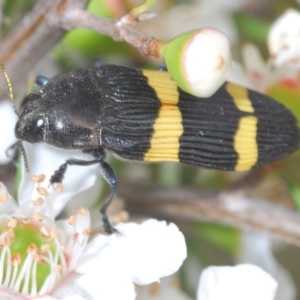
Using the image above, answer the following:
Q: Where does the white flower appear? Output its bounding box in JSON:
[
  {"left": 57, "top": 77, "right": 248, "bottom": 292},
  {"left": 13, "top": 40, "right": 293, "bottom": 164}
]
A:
[
  {"left": 239, "top": 9, "right": 300, "bottom": 93},
  {"left": 197, "top": 264, "right": 278, "bottom": 300},
  {"left": 237, "top": 41, "right": 300, "bottom": 96},
  {"left": 240, "top": 43, "right": 286, "bottom": 93},
  {"left": 0, "top": 179, "right": 94, "bottom": 299},
  {"left": 0, "top": 178, "right": 187, "bottom": 300},
  {"left": 268, "top": 9, "right": 300, "bottom": 67}
]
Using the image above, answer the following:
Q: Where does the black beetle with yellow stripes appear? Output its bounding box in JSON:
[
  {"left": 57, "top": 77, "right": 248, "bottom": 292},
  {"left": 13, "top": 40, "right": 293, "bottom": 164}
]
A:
[{"left": 15, "top": 64, "right": 300, "bottom": 233}]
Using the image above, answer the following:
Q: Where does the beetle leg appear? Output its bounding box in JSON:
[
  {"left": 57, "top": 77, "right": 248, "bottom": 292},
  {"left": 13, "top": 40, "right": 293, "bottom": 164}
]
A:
[
  {"left": 86, "top": 148, "right": 118, "bottom": 234},
  {"left": 49, "top": 156, "right": 103, "bottom": 185},
  {"left": 98, "top": 160, "right": 118, "bottom": 234},
  {"left": 49, "top": 148, "right": 117, "bottom": 234}
]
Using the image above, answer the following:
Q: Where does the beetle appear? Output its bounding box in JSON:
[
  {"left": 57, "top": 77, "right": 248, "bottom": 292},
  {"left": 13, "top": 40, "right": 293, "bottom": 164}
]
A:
[{"left": 14, "top": 64, "right": 300, "bottom": 234}]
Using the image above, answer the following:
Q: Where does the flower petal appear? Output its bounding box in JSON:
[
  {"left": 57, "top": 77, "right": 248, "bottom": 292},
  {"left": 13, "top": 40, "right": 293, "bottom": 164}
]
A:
[
  {"left": 136, "top": 276, "right": 192, "bottom": 300},
  {"left": 76, "top": 219, "right": 186, "bottom": 297},
  {"left": 115, "top": 219, "right": 187, "bottom": 285},
  {"left": 49, "top": 273, "right": 92, "bottom": 300},
  {"left": 228, "top": 61, "right": 253, "bottom": 89},
  {"left": 242, "top": 43, "right": 268, "bottom": 92},
  {"left": 0, "top": 100, "right": 18, "bottom": 165},
  {"left": 238, "top": 233, "right": 296, "bottom": 300},
  {"left": 75, "top": 235, "right": 136, "bottom": 300},
  {"left": 197, "top": 264, "right": 277, "bottom": 300}
]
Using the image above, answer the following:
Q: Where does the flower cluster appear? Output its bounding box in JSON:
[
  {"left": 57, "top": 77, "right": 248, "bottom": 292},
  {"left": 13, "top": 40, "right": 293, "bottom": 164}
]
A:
[
  {"left": 0, "top": 174, "right": 187, "bottom": 299},
  {"left": 236, "top": 8, "right": 300, "bottom": 97}
]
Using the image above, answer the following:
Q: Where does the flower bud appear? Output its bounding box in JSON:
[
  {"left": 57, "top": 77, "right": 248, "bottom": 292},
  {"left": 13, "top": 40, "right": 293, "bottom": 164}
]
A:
[{"left": 161, "top": 28, "right": 231, "bottom": 97}]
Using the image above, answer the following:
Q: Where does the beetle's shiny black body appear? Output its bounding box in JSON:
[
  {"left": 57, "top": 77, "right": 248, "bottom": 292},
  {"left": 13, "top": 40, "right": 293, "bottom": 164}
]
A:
[
  {"left": 17, "top": 68, "right": 104, "bottom": 149},
  {"left": 15, "top": 64, "right": 300, "bottom": 234}
]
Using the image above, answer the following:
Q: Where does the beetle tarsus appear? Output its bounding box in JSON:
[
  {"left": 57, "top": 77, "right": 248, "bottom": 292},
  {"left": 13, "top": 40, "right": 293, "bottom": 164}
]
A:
[
  {"left": 102, "top": 212, "right": 118, "bottom": 234},
  {"left": 50, "top": 163, "right": 67, "bottom": 186}
]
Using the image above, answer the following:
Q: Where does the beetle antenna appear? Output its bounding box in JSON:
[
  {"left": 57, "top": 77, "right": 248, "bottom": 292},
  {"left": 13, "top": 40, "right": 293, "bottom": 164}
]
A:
[
  {"left": 1, "top": 64, "right": 18, "bottom": 116},
  {"left": 1, "top": 64, "right": 30, "bottom": 172},
  {"left": 19, "top": 141, "right": 30, "bottom": 172}
]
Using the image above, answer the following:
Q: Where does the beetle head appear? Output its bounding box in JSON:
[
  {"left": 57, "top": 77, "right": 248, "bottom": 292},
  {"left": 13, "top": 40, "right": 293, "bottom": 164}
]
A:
[{"left": 15, "top": 93, "right": 47, "bottom": 144}]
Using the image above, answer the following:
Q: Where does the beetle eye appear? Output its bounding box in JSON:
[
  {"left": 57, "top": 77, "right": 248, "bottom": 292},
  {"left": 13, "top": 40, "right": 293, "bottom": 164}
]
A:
[
  {"left": 36, "top": 118, "right": 44, "bottom": 127},
  {"left": 21, "top": 116, "right": 46, "bottom": 143},
  {"left": 31, "top": 117, "right": 45, "bottom": 139}
]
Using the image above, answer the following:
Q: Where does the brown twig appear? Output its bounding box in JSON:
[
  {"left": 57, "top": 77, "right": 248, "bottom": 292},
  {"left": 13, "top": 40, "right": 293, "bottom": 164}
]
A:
[
  {"left": 0, "top": 0, "right": 162, "bottom": 100},
  {"left": 0, "top": 0, "right": 86, "bottom": 99},
  {"left": 60, "top": 9, "right": 164, "bottom": 56},
  {"left": 119, "top": 181, "right": 300, "bottom": 247}
]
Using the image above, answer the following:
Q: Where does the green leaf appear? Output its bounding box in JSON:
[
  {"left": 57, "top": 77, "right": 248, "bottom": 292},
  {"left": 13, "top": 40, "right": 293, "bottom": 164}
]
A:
[
  {"left": 130, "top": 0, "right": 158, "bottom": 17},
  {"left": 268, "top": 84, "right": 300, "bottom": 127},
  {"left": 14, "top": 154, "right": 22, "bottom": 201},
  {"left": 52, "top": 0, "right": 132, "bottom": 69},
  {"left": 192, "top": 223, "right": 240, "bottom": 255},
  {"left": 233, "top": 12, "right": 270, "bottom": 42},
  {"left": 290, "top": 183, "right": 300, "bottom": 211}
]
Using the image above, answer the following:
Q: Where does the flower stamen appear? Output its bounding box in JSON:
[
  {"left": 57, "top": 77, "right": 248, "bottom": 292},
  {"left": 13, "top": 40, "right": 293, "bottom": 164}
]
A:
[
  {"left": 33, "top": 197, "right": 44, "bottom": 206},
  {"left": 39, "top": 226, "right": 51, "bottom": 238},
  {"left": 83, "top": 228, "right": 91, "bottom": 236},
  {"left": 41, "top": 244, "right": 51, "bottom": 253},
  {"left": 7, "top": 218, "right": 18, "bottom": 229},
  {"left": 53, "top": 265, "right": 62, "bottom": 273},
  {"left": 31, "top": 174, "right": 46, "bottom": 184},
  {"left": 22, "top": 218, "right": 31, "bottom": 224},
  {"left": 72, "top": 232, "right": 79, "bottom": 240},
  {"left": 50, "top": 228, "right": 57, "bottom": 239},
  {"left": 32, "top": 212, "right": 43, "bottom": 222},
  {"left": 77, "top": 207, "right": 87, "bottom": 215},
  {"left": 68, "top": 215, "right": 76, "bottom": 225},
  {"left": 54, "top": 183, "right": 63, "bottom": 193},
  {"left": 0, "top": 193, "right": 9, "bottom": 203},
  {"left": 36, "top": 187, "right": 48, "bottom": 196}
]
